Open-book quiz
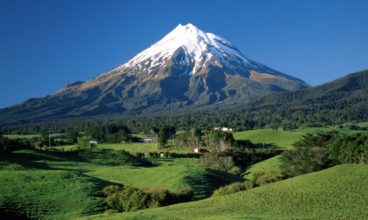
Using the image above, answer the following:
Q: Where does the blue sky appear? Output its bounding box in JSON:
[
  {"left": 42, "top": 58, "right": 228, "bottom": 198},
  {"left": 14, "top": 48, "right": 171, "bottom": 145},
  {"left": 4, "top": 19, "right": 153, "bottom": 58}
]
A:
[{"left": 1, "top": 0, "right": 367, "bottom": 108}]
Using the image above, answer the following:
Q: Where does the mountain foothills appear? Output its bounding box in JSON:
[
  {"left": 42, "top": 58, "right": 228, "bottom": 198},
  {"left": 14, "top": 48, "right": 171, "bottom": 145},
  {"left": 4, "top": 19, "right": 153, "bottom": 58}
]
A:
[
  {"left": 244, "top": 69, "right": 368, "bottom": 127},
  {"left": 0, "top": 24, "right": 307, "bottom": 125}
]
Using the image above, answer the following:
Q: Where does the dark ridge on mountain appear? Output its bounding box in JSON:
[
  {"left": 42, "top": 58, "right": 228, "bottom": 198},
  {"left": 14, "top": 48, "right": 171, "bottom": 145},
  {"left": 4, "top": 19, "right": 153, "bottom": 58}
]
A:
[
  {"left": 252, "top": 69, "right": 368, "bottom": 107},
  {"left": 0, "top": 23, "right": 307, "bottom": 126}
]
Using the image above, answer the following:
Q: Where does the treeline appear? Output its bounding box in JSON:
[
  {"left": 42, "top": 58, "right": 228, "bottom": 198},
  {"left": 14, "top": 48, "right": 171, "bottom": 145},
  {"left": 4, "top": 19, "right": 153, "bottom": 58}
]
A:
[{"left": 2, "top": 104, "right": 367, "bottom": 135}]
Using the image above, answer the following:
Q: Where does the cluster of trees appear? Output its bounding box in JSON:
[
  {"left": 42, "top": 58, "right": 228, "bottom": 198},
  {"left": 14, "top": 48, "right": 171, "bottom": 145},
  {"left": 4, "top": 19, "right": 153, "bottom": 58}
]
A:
[
  {"left": 103, "top": 185, "right": 193, "bottom": 213},
  {"left": 87, "top": 124, "right": 134, "bottom": 143},
  {"left": 174, "top": 128, "right": 203, "bottom": 148},
  {"left": 174, "top": 129, "right": 234, "bottom": 151},
  {"left": 282, "top": 132, "right": 368, "bottom": 177},
  {"left": 198, "top": 132, "right": 281, "bottom": 174}
]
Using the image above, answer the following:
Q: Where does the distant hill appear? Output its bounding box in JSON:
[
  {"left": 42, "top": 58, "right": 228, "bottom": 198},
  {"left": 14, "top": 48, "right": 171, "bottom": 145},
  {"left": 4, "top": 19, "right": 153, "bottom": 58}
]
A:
[
  {"left": 85, "top": 164, "right": 368, "bottom": 219},
  {"left": 253, "top": 69, "right": 368, "bottom": 107},
  {"left": 240, "top": 69, "right": 368, "bottom": 128}
]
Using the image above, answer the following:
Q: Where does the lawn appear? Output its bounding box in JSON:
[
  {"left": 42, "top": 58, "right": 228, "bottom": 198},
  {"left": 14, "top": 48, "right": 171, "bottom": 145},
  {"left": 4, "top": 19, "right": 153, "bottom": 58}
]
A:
[{"left": 85, "top": 164, "right": 368, "bottom": 220}]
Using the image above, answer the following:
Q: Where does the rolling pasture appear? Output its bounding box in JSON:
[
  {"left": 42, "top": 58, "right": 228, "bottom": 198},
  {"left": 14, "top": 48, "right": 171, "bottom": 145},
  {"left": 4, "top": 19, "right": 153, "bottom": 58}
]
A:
[
  {"left": 87, "top": 164, "right": 368, "bottom": 220},
  {"left": 0, "top": 147, "right": 239, "bottom": 219}
]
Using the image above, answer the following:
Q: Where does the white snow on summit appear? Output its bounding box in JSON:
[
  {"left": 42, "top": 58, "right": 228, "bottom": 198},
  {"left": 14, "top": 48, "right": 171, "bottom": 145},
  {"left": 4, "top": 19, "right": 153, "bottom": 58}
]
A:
[{"left": 116, "top": 23, "right": 253, "bottom": 75}]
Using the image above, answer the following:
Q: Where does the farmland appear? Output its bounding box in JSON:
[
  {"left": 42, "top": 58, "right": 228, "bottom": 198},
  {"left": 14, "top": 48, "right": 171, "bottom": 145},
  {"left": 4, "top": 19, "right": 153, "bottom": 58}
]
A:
[{"left": 1, "top": 125, "right": 367, "bottom": 219}]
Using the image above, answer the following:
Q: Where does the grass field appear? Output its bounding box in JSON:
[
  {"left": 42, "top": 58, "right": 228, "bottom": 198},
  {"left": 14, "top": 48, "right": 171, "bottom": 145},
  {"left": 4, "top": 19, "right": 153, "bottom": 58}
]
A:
[
  {"left": 0, "top": 148, "right": 145, "bottom": 219},
  {"left": 242, "top": 155, "right": 283, "bottom": 180},
  {"left": 233, "top": 127, "right": 364, "bottom": 150},
  {"left": 85, "top": 164, "right": 368, "bottom": 220},
  {"left": 0, "top": 170, "right": 104, "bottom": 219},
  {"left": 357, "top": 121, "right": 368, "bottom": 127},
  {"left": 233, "top": 129, "right": 305, "bottom": 149},
  {"left": 0, "top": 148, "right": 240, "bottom": 218}
]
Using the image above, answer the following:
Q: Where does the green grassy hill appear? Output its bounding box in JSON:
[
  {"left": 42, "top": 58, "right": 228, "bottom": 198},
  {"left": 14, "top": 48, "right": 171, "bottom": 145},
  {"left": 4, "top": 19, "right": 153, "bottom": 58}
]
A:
[
  {"left": 85, "top": 164, "right": 368, "bottom": 220},
  {"left": 86, "top": 158, "right": 242, "bottom": 199},
  {"left": 242, "top": 155, "right": 283, "bottom": 180},
  {"left": 0, "top": 148, "right": 241, "bottom": 218}
]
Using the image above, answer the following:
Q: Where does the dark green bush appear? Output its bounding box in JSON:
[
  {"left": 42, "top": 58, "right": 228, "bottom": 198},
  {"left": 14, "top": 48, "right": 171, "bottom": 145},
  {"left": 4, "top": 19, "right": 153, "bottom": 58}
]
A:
[
  {"left": 212, "top": 181, "right": 254, "bottom": 197},
  {"left": 282, "top": 132, "right": 368, "bottom": 177},
  {"left": 135, "top": 152, "right": 145, "bottom": 159},
  {"left": 103, "top": 185, "right": 194, "bottom": 213},
  {"left": 282, "top": 132, "right": 337, "bottom": 177},
  {"left": 329, "top": 132, "right": 368, "bottom": 164},
  {"left": 253, "top": 171, "right": 284, "bottom": 186}
]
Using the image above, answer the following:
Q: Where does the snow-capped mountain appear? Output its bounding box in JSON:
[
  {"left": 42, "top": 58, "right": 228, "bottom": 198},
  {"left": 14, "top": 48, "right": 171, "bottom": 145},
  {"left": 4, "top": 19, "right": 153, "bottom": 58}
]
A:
[
  {"left": 117, "top": 23, "right": 269, "bottom": 76},
  {"left": 0, "top": 23, "right": 308, "bottom": 124}
]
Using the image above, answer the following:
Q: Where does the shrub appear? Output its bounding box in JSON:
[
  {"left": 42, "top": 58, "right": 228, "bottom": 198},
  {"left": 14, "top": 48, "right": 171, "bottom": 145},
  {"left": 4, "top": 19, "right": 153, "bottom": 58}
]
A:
[
  {"left": 200, "top": 151, "right": 237, "bottom": 172},
  {"left": 282, "top": 132, "right": 368, "bottom": 177},
  {"left": 329, "top": 132, "right": 368, "bottom": 164},
  {"left": 253, "top": 171, "right": 284, "bottom": 186},
  {"left": 142, "top": 188, "right": 174, "bottom": 207},
  {"left": 103, "top": 185, "right": 194, "bottom": 213},
  {"left": 118, "top": 187, "right": 151, "bottom": 212},
  {"left": 174, "top": 187, "right": 194, "bottom": 202},
  {"left": 135, "top": 152, "right": 145, "bottom": 159},
  {"left": 212, "top": 181, "right": 254, "bottom": 197}
]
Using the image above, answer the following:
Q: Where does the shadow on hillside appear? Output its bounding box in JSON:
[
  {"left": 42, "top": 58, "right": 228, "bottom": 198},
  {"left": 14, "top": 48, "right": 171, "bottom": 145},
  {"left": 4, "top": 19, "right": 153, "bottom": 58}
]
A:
[
  {"left": 253, "top": 143, "right": 282, "bottom": 149},
  {"left": 0, "top": 148, "right": 153, "bottom": 171},
  {"left": 0, "top": 210, "right": 31, "bottom": 220},
  {"left": 184, "top": 168, "right": 243, "bottom": 199},
  {"left": 236, "top": 140, "right": 283, "bottom": 149}
]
